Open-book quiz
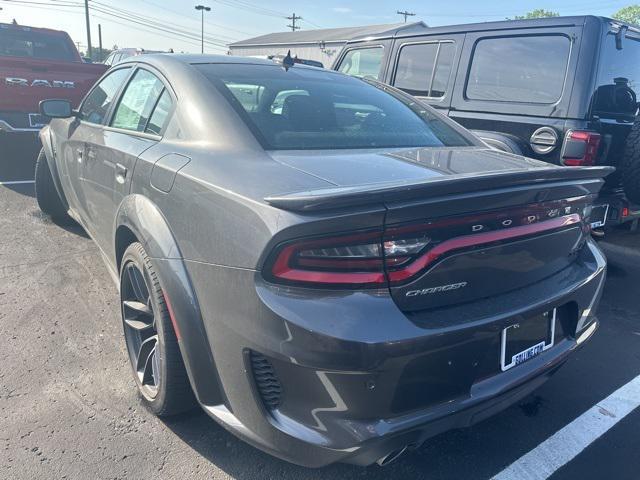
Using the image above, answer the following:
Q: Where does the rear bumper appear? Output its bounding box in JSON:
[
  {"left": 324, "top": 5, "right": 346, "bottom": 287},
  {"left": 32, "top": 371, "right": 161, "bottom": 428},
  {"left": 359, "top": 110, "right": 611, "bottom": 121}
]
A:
[
  {"left": 596, "top": 191, "right": 640, "bottom": 226},
  {"left": 182, "top": 238, "right": 606, "bottom": 467}
]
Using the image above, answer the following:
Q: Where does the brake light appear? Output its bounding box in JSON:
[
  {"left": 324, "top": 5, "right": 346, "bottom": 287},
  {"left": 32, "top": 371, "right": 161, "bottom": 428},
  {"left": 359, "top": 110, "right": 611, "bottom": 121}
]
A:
[
  {"left": 562, "top": 131, "right": 601, "bottom": 166},
  {"left": 266, "top": 198, "right": 591, "bottom": 288},
  {"left": 622, "top": 206, "right": 630, "bottom": 218},
  {"left": 269, "top": 231, "right": 431, "bottom": 286}
]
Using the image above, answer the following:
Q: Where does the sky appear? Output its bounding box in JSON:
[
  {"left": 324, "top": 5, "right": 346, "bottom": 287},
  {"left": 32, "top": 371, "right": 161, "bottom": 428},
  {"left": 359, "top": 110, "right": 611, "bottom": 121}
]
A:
[{"left": 0, "top": 0, "right": 634, "bottom": 55}]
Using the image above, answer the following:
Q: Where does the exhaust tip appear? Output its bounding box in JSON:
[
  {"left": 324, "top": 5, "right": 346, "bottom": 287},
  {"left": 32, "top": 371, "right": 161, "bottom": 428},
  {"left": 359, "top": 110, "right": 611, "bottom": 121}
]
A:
[{"left": 376, "top": 445, "right": 409, "bottom": 467}]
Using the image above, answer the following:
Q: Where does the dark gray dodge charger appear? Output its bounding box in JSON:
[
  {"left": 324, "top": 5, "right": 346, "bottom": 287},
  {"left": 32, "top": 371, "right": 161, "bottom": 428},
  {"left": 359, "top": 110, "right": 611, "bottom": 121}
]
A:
[{"left": 36, "top": 54, "right": 611, "bottom": 467}]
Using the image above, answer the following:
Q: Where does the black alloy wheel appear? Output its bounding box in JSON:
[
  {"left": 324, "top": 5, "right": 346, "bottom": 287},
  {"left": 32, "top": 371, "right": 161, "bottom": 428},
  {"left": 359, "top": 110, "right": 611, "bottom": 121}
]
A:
[
  {"left": 121, "top": 260, "right": 160, "bottom": 399},
  {"left": 119, "top": 242, "right": 196, "bottom": 415}
]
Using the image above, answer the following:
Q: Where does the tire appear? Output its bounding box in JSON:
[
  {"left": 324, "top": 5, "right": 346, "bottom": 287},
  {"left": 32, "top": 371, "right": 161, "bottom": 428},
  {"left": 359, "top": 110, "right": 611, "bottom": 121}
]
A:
[
  {"left": 621, "top": 118, "right": 640, "bottom": 204},
  {"left": 34, "top": 148, "right": 70, "bottom": 222},
  {"left": 120, "top": 242, "right": 196, "bottom": 416}
]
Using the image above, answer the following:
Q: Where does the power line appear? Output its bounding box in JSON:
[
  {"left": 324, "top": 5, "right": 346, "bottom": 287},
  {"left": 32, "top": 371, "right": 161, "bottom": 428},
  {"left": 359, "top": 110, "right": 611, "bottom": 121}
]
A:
[
  {"left": 89, "top": 1, "right": 229, "bottom": 48},
  {"left": 286, "top": 12, "right": 301, "bottom": 31},
  {"left": 138, "top": 0, "right": 250, "bottom": 39},
  {"left": 396, "top": 10, "right": 416, "bottom": 23},
  {"left": 1, "top": 0, "right": 230, "bottom": 50}
]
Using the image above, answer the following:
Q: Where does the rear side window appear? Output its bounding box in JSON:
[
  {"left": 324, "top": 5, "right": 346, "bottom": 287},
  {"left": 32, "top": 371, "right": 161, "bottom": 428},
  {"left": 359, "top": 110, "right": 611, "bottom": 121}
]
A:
[
  {"left": 111, "top": 69, "right": 165, "bottom": 132},
  {"left": 145, "top": 89, "right": 173, "bottom": 135},
  {"left": 394, "top": 41, "right": 455, "bottom": 98},
  {"left": 80, "top": 67, "right": 131, "bottom": 125},
  {"left": 466, "top": 35, "right": 571, "bottom": 104},
  {"left": 593, "top": 34, "right": 640, "bottom": 117},
  {"left": 0, "top": 28, "right": 76, "bottom": 61},
  {"left": 337, "top": 47, "right": 384, "bottom": 80}
]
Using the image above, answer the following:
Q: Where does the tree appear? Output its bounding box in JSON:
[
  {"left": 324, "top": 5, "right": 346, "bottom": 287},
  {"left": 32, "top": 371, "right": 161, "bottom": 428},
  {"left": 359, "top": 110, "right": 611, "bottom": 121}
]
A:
[
  {"left": 511, "top": 9, "right": 560, "bottom": 20},
  {"left": 613, "top": 5, "right": 640, "bottom": 26}
]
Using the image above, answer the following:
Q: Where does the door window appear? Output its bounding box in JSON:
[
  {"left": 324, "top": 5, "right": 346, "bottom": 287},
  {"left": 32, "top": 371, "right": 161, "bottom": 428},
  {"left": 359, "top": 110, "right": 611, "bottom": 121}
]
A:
[
  {"left": 466, "top": 35, "right": 571, "bottom": 104},
  {"left": 145, "top": 89, "right": 173, "bottom": 135},
  {"left": 80, "top": 67, "right": 131, "bottom": 124},
  {"left": 394, "top": 41, "right": 456, "bottom": 98},
  {"left": 111, "top": 69, "right": 165, "bottom": 132},
  {"left": 337, "top": 47, "right": 384, "bottom": 80}
]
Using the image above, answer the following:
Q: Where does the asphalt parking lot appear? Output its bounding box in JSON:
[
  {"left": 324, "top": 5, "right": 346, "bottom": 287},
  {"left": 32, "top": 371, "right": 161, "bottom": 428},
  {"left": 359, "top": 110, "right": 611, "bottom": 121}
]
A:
[{"left": 1, "top": 149, "right": 640, "bottom": 479}]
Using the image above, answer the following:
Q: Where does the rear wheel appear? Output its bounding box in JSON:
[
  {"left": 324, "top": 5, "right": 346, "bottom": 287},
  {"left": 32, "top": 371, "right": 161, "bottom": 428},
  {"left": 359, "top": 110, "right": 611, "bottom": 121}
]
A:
[
  {"left": 621, "top": 118, "right": 640, "bottom": 204},
  {"left": 34, "top": 148, "right": 70, "bottom": 222},
  {"left": 120, "top": 242, "right": 196, "bottom": 416}
]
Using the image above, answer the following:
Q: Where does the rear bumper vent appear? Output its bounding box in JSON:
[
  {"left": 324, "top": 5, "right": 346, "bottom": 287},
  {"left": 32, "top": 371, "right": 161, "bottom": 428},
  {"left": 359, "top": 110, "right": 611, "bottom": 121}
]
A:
[{"left": 250, "top": 351, "right": 283, "bottom": 410}]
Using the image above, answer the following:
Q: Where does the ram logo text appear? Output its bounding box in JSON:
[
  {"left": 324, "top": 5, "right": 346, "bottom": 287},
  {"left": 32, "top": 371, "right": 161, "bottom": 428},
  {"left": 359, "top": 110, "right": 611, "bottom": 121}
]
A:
[
  {"left": 406, "top": 282, "right": 468, "bottom": 297},
  {"left": 5, "top": 77, "right": 75, "bottom": 88}
]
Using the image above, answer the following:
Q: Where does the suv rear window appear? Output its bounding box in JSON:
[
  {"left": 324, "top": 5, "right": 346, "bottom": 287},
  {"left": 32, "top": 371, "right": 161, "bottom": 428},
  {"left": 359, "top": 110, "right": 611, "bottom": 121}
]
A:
[
  {"left": 0, "top": 27, "right": 76, "bottom": 61},
  {"left": 466, "top": 35, "right": 571, "bottom": 104},
  {"left": 197, "top": 63, "right": 472, "bottom": 150},
  {"left": 593, "top": 33, "right": 640, "bottom": 117},
  {"left": 394, "top": 41, "right": 455, "bottom": 98}
]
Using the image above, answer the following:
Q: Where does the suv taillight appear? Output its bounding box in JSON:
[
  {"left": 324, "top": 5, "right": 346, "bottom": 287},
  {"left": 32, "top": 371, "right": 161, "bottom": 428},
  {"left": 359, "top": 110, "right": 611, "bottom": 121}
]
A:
[{"left": 562, "top": 131, "right": 601, "bottom": 166}]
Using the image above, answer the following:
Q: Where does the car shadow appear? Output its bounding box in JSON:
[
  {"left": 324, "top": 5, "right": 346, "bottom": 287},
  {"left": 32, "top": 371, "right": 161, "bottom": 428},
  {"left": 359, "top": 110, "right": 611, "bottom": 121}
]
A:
[
  {"left": 2, "top": 182, "right": 36, "bottom": 198},
  {"left": 28, "top": 208, "right": 90, "bottom": 239},
  {"left": 159, "top": 399, "right": 542, "bottom": 480}
]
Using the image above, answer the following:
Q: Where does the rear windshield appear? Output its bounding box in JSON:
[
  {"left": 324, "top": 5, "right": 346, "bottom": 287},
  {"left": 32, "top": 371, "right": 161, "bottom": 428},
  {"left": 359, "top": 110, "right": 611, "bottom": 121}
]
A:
[
  {"left": 466, "top": 35, "right": 571, "bottom": 104},
  {"left": 0, "top": 27, "right": 76, "bottom": 62},
  {"left": 196, "top": 63, "right": 472, "bottom": 150},
  {"left": 593, "top": 33, "right": 640, "bottom": 118}
]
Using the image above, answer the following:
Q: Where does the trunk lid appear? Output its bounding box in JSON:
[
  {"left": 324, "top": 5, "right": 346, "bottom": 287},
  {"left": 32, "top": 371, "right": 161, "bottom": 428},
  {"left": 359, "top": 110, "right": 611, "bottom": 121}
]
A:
[{"left": 265, "top": 147, "right": 612, "bottom": 312}]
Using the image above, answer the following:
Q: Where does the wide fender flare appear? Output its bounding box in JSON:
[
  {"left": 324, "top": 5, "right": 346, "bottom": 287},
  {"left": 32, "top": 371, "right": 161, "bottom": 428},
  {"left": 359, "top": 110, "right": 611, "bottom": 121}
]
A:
[
  {"left": 38, "top": 126, "right": 68, "bottom": 209},
  {"left": 115, "top": 194, "right": 224, "bottom": 405}
]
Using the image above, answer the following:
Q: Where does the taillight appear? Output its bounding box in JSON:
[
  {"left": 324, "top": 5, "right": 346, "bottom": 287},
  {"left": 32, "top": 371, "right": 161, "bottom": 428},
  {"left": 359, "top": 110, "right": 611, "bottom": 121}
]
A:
[
  {"left": 268, "top": 231, "right": 431, "bottom": 287},
  {"left": 562, "top": 131, "right": 601, "bottom": 166},
  {"left": 266, "top": 198, "right": 591, "bottom": 288}
]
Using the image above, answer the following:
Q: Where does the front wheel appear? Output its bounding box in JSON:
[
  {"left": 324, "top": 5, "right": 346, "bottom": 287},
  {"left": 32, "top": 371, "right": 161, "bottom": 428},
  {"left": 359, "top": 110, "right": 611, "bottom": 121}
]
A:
[
  {"left": 34, "top": 148, "right": 70, "bottom": 222},
  {"left": 120, "top": 242, "right": 196, "bottom": 416}
]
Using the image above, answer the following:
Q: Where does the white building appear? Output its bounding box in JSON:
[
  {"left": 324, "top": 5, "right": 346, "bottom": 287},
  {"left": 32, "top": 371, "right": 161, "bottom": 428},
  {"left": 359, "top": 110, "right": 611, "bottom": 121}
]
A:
[{"left": 229, "top": 23, "right": 422, "bottom": 68}]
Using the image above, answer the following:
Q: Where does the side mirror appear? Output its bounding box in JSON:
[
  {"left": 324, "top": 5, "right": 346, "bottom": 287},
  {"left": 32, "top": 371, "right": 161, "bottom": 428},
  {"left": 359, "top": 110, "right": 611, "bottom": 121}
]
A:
[
  {"left": 82, "top": 56, "right": 93, "bottom": 63},
  {"left": 39, "top": 99, "right": 74, "bottom": 119}
]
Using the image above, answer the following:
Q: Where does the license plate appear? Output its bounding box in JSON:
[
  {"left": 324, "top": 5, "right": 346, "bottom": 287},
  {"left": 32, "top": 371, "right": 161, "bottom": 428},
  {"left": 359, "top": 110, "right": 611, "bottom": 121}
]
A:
[
  {"left": 501, "top": 310, "right": 556, "bottom": 371},
  {"left": 590, "top": 204, "right": 609, "bottom": 229},
  {"left": 29, "top": 113, "right": 47, "bottom": 128}
]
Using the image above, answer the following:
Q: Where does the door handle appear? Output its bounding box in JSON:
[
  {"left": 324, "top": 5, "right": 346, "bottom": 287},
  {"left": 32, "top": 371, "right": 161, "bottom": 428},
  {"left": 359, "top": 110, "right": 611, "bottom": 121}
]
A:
[{"left": 115, "top": 163, "right": 128, "bottom": 184}]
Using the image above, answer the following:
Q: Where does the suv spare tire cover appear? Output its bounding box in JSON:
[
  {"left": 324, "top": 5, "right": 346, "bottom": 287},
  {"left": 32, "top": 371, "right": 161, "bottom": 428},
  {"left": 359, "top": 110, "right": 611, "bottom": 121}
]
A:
[{"left": 621, "top": 116, "right": 640, "bottom": 204}]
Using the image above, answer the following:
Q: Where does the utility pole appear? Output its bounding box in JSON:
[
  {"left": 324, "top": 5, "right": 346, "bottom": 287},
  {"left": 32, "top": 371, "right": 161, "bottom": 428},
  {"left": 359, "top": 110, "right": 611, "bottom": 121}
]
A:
[
  {"left": 287, "top": 13, "right": 302, "bottom": 31},
  {"left": 84, "top": 0, "right": 92, "bottom": 58},
  {"left": 195, "top": 5, "right": 211, "bottom": 54},
  {"left": 396, "top": 10, "right": 416, "bottom": 23},
  {"left": 98, "top": 23, "right": 103, "bottom": 62}
]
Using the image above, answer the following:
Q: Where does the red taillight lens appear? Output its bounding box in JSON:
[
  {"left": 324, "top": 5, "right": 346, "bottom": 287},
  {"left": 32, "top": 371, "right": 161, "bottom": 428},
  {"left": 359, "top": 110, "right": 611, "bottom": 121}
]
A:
[
  {"left": 267, "top": 198, "right": 591, "bottom": 288},
  {"left": 268, "top": 231, "right": 431, "bottom": 287},
  {"left": 562, "top": 131, "right": 601, "bottom": 166}
]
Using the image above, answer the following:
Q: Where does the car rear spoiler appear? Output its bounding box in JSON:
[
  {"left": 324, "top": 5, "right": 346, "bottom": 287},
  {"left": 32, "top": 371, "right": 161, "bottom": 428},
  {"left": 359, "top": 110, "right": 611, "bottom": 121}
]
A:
[{"left": 264, "top": 166, "right": 615, "bottom": 212}]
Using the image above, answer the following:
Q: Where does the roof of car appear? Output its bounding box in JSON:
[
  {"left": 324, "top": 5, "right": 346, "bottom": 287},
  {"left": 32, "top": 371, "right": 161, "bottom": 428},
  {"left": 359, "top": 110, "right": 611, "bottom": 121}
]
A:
[
  {"left": 0, "top": 21, "right": 69, "bottom": 36},
  {"left": 229, "top": 23, "right": 422, "bottom": 47},
  {"left": 119, "top": 53, "right": 296, "bottom": 68},
  {"left": 347, "top": 15, "right": 630, "bottom": 42}
]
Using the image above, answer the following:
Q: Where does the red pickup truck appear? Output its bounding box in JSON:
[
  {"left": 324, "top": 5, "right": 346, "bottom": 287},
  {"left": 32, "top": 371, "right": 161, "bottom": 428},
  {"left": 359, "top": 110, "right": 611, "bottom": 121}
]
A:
[{"left": 0, "top": 21, "right": 107, "bottom": 134}]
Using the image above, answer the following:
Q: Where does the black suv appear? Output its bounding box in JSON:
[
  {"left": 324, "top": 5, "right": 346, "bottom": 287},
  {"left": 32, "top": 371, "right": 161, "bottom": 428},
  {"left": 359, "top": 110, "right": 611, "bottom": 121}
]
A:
[{"left": 333, "top": 16, "right": 640, "bottom": 229}]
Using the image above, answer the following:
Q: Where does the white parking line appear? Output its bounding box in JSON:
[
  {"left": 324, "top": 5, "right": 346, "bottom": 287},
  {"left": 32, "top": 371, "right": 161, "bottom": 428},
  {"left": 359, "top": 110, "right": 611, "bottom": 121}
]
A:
[
  {"left": 0, "top": 180, "right": 35, "bottom": 185},
  {"left": 492, "top": 374, "right": 640, "bottom": 480}
]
